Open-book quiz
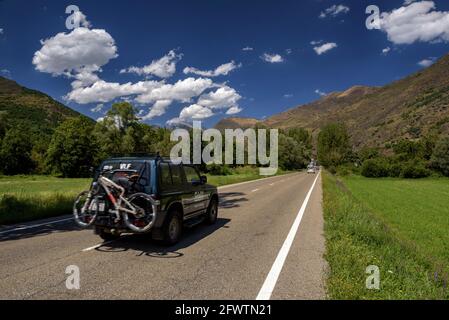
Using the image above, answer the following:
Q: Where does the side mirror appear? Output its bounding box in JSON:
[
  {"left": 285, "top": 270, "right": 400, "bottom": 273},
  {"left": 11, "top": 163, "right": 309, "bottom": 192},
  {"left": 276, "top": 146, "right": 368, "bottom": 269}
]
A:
[{"left": 200, "top": 175, "right": 207, "bottom": 184}]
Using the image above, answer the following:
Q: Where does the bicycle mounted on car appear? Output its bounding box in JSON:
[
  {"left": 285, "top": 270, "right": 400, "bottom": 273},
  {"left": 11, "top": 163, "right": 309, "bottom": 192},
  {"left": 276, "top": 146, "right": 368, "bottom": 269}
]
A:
[{"left": 73, "top": 154, "right": 219, "bottom": 245}]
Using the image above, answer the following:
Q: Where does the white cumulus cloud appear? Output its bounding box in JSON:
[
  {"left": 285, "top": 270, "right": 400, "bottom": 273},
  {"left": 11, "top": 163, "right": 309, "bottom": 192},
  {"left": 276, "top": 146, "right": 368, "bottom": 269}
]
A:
[
  {"left": 418, "top": 57, "right": 436, "bottom": 67},
  {"left": 66, "top": 80, "right": 161, "bottom": 104},
  {"left": 183, "top": 61, "right": 241, "bottom": 77},
  {"left": 319, "top": 4, "right": 350, "bottom": 18},
  {"left": 141, "top": 99, "right": 173, "bottom": 120},
  {"left": 179, "top": 104, "right": 214, "bottom": 120},
  {"left": 261, "top": 53, "right": 284, "bottom": 63},
  {"left": 134, "top": 77, "right": 214, "bottom": 105},
  {"left": 382, "top": 47, "right": 391, "bottom": 55},
  {"left": 32, "top": 27, "right": 118, "bottom": 77},
  {"left": 197, "top": 86, "right": 241, "bottom": 110},
  {"left": 120, "top": 50, "right": 182, "bottom": 78},
  {"left": 313, "top": 42, "right": 337, "bottom": 55},
  {"left": 226, "top": 106, "right": 242, "bottom": 115},
  {"left": 90, "top": 103, "right": 104, "bottom": 113},
  {"left": 379, "top": 1, "right": 449, "bottom": 45}
]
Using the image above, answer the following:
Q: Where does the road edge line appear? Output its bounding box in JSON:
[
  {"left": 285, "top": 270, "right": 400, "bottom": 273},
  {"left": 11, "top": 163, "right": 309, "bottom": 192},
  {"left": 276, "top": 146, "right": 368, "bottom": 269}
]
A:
[{"left": 256, "top": 172, "right": 321, "bottom": 300}]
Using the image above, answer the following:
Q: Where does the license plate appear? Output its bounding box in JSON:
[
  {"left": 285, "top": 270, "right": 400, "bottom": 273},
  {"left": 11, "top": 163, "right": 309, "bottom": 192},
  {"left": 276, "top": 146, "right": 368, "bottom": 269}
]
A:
[{"left": 89, "top": 201, "right": 105, "bottom": 212}]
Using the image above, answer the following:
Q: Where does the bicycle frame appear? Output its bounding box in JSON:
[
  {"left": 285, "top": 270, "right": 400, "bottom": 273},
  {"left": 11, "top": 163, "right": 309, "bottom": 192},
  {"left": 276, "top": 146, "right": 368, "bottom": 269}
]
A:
[{"left": 94, "top": 175, "right": 139, "bottom": 222}]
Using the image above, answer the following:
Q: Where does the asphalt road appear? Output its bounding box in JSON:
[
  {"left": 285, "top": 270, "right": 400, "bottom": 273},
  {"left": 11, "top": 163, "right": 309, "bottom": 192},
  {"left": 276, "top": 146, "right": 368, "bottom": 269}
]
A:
[{"left": 0, "top": 172, "right": 326, "bottom": 300}]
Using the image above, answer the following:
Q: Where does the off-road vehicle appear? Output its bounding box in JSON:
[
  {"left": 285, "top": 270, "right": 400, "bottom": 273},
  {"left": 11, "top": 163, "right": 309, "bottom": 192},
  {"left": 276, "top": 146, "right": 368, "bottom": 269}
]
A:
[{"left": 73, "top": 155, "right": 219, "bottom": 245}]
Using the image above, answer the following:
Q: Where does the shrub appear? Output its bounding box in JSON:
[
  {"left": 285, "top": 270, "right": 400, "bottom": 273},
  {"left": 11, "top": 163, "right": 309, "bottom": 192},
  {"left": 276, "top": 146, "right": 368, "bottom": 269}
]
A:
[
  {"left": 400, "top": 162, "right": 431, "bottom": 179},
  {"left": 328, "top": 166, "right": 337, "bottom": 175},
  {"left": 207, "top": 164, "right": 232, "bottom": 176},
  {"left": 430, "top": 137, "right": 449, "bottom": 177},
  {"left": 361, "top": 158, "right": 390, "bottom": 178}
]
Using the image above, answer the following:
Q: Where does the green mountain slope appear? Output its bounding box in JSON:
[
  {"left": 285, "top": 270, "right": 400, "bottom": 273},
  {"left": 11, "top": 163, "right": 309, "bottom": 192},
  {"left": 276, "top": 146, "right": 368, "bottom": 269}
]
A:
[{"left": 0, "top": 76, "right": 90, "bottom": 137}]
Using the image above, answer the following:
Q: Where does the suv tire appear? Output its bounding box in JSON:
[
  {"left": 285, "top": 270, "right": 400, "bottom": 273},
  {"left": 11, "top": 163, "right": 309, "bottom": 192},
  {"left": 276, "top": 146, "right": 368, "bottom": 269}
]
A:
[
  {"left": 205, "top": 198, "right": 218, "bottom": 225},
  {"left": 162, "top": 210, "right": 183, "bottom": 245}
]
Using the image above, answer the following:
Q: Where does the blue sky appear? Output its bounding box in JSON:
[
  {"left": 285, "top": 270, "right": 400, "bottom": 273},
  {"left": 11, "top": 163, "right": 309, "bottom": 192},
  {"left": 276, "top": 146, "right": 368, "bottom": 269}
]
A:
[{"left": 1, "top": 0, "right": 449, "bottom": 127}]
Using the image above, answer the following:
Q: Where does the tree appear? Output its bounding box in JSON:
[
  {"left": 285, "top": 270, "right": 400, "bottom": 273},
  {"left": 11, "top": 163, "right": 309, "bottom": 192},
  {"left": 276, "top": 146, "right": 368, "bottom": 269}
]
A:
[
  {"left": 0, "top": 127, "right": 35, "bottom": 175},
  {"left": 278, "top": 135, "right": 310, "bottom": 170},
  {"left": 106, "top": 102, "right": 139, "bottom": 131},
  {"left": 0, "top": 111, "right": 8, "bottom": 139},
  {"left": 285, "top": 128, "right": 312, "bottom": 149},
  {"left": 46, "top": 117, "right": 98, "bottom": 177},
  {"left": 317, "top": 123, "right": 351, "bottom": 167},
  {"left": 431, "top": 136, "right": 449, "bottom": 176}
]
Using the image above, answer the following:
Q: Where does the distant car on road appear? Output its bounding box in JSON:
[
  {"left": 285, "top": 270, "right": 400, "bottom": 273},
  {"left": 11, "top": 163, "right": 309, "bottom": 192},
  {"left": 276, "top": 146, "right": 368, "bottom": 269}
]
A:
[
  {"left": 307, "top": 166, "right": 316, "bottom": 174},
  {"left": 73, "top": 155, "right": 219, "bottom": 245}
]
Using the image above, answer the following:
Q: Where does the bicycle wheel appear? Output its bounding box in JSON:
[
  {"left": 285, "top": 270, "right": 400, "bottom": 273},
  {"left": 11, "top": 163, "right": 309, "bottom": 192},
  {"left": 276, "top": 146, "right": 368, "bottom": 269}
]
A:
[
  {"left": 122, "top": 193, "right": 157, "bottom": 233},
  {"left": 73, "top": 191, "right": 98, "bottom": 228}
]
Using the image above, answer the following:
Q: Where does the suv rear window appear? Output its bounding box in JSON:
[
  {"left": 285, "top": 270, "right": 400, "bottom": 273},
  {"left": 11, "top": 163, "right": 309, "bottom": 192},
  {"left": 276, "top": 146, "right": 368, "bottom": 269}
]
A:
[{"left": 159, "top": 162, "right": 184, "bottom": 189}]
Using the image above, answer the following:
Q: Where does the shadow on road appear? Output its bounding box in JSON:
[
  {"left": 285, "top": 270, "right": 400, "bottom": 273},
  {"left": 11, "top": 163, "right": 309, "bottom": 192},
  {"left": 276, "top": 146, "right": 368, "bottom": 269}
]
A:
[
  {"left": 219, "top": 192, "right": 248, "bottom": 209},
  {"left": 0, "top": 191, "right": 246, "bottom": 243},
  {"left": 0, "top": 218, "right": 82, "bottom": 242},
  {"left": 95, "top": 217, "right": 231, "bottom": 258}
]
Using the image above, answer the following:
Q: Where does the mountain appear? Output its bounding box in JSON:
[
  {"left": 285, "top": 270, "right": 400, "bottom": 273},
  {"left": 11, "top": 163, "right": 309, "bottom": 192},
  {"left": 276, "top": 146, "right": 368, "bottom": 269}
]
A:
[
  {"left": 214, "top": 117, "right": 260, "bottom": 130},
  {"left": 215, "top": 53, "right": 449, "bottom": 149},
  {"left": 0, "top": 76, "right": 89, "bottom": 137}
]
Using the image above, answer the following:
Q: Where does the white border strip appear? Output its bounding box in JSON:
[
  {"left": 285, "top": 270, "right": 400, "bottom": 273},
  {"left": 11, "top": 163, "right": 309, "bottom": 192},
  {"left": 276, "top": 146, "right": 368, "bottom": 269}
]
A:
[
  {"left": 0, "top": 217, "right": 73, "bottom": 236},
  {"left": 256, "top": 172, "right": 321, "bottom": 300}
]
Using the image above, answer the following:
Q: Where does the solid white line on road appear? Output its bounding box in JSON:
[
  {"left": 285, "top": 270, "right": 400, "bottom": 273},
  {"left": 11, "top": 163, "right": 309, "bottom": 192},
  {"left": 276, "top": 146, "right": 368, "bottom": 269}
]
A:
[
  {"left": 256, "top": 172, "right": 321, "bottom": 300},
  {"left": 252, "top": 189, "right": 260, "bottom": 193},
  {"left": 0, "top": 217, "right": 73, "bottom": 236},
  {"left": 82, "top": 241, "right": 114, "bottom": 252}
]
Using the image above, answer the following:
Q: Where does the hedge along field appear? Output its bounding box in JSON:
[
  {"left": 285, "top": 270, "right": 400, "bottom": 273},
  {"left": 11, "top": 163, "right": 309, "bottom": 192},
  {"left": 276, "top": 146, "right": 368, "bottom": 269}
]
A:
[
  {"left": 0, "top": 176, "right": 91, "bottom": 225},
  {"left": 323, "top": 172, "right": 449, "bottom": 299}
]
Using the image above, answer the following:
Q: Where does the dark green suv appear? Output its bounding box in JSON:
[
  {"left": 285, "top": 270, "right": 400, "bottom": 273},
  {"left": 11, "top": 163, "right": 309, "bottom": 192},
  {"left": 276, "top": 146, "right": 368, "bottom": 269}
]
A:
[{"left": 87, "top": 155, "right": 219, "bottom": 245}]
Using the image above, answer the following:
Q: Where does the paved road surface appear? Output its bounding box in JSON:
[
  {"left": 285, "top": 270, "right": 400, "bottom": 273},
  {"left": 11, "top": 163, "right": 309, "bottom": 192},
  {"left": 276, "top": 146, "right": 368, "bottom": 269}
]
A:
[{"left": 0, "top": 172, "right": 326, "bottom": 300}]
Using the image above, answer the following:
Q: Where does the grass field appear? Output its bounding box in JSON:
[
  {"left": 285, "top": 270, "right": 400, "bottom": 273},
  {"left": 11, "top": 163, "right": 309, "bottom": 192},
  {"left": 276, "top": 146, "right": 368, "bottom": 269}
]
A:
[
  {"left": 323, "top": 172, "right": 449, "bottom": 299},
  {"left": 0, "top": 167, "right": 292, "bottom": 225}
]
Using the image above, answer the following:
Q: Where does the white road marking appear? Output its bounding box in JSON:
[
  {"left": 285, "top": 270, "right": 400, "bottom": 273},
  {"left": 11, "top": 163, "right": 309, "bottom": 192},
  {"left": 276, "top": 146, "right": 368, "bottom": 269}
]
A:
[
  {"left": 0, "top": 217, "right": 73, "bottom": 236},
  {"left": 256, "top": 172, "right": 321, "bottom": 300},
  {"left": 82, "top": 241, "right": 114, "bottom": 252},
  {"left": 252, "top": 189, "right": 260, "bottom": 193}
]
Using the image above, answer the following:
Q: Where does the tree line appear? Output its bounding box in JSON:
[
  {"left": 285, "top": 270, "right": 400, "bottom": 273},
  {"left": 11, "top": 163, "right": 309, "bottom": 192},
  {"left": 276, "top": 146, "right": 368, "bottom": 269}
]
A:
[
  {"left": 0, "top": 102, "right": 313, "bottom": 177},
  {"left": 316, "top": 122, "right": 449, "bottom": 178}
]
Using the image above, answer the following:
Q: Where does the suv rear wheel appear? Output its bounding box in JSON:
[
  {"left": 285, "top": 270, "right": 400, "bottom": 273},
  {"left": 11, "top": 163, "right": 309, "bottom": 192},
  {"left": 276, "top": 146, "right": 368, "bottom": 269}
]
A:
[{"left": 162, "top": 210, "right": 183, "bottom": 245}]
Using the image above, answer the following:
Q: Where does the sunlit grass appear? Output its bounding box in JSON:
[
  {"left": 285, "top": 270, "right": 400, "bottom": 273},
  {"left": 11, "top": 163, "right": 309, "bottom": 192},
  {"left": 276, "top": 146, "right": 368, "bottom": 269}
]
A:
[{"left": 323, "top": 172, "right": 449, "bottom": 299}]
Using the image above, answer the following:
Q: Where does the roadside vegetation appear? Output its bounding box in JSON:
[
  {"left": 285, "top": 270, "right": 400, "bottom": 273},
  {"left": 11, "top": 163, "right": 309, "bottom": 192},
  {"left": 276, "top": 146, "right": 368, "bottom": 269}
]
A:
[
  {"left": 317, "top": 122, "right": 449, "bottom": 179},
  {"left": 322, "top": 172, "right": 449, "bottom": 299}
]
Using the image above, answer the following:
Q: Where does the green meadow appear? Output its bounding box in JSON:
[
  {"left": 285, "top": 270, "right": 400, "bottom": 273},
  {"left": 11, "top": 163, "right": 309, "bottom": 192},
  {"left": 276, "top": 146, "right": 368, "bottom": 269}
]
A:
[{"left": 323, "top": 172, "right": 449, "bottom": 299}]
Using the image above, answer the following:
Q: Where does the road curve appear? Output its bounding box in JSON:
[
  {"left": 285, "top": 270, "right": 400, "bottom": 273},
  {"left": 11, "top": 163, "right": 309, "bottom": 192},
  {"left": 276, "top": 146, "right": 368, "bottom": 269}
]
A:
[{"left": 0, "top": 172, "right": 326, "bottom": 300}]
